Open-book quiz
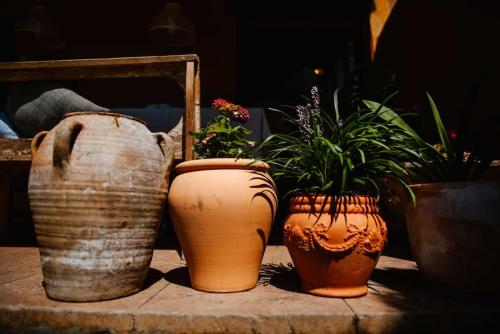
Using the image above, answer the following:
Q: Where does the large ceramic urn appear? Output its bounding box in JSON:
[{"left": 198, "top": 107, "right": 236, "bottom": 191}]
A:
[
  {"left": 405, "top": 181, "right": 500, "bottom": 298},
  {"left": 168, "top": 158, "right": 277, "bottom": 292},
  {"left": 284, "top": 195, "right": 387, "bottom": 298},
  {"left": 29, "top": 112, "right": 175, "bottom": 302}
]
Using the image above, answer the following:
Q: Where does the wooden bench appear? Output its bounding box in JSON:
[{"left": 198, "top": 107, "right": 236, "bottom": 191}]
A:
[{"left": 0, "top": 55, "right": 200, "bottom": 242}]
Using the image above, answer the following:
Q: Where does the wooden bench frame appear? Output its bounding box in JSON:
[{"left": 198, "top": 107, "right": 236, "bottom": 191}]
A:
[
  {"left": 0, "top": 55, "right": 200, "bottom": 242},
  {"left": 0, "top": 54, "right": 201, "bottom": 161}
]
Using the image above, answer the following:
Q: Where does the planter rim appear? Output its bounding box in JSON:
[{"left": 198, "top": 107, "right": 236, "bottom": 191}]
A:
[
  {"left": 410, "top": 180, "right": 500, "bottom": 190},
  {"left": 290, "top": 194, "right": 376, "bottom": 201},
  {"left": 175, "top": 158, "right": 269, "bottom": 174},
  {"left": 289, "top": 194, "right": 379, "bottom": 214},
  {"left": 403, "top": 160, "right": 500, "bottom": 167},
  {"left": 63, "top": 111, "right": 148, "bottom": 126}
]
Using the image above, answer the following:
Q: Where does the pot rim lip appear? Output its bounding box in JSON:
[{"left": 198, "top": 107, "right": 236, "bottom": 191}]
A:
[
  {"left": 410, "top": 180, "right": 500, "bottom": 189},
  {"left": 288, "top": 194, "right": 379, "bottom": 213},
  {"left": 175, "top": 158, "right": 270, "bottom": 174},
  {"left": 63, "top": 111, "right": 148, "bottom": 126},
  {"left": 289, "top": 193, "right": 376, "bottom": 200}
]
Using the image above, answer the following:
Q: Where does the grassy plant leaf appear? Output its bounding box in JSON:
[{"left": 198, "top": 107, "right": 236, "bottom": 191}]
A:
[
  {"left": 427, "top": 92, "right": 456, "bottom": 162},
  {"left": 362, "top": 100, "right": 421, "bottom": 139},
  {"left": 333, "top": 89, "right": 340, "bottom": 123}
]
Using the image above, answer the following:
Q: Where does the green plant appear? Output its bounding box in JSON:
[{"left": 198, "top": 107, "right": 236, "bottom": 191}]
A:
[
  {"left": 192, "top": 99, "right": 254, "bottom": 158},
  {"left": 254, "top": 87, "right": 420, "bottom": 203},
  {"left": 363, "top": 93, "right": 492, "bottom": 182}
]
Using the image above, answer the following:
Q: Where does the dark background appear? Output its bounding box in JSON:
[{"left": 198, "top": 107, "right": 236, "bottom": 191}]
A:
[
  {"left": 1, "top": 0, "right": 498, "bottom": 155},
  {"left": 1, "top": 0, "right": 499, "bottom": 247},
  {"left": 0, "top": 0, "right": 371, "bottom": 108}
]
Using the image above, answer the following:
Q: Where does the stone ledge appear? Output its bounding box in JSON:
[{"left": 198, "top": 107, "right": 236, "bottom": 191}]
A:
[{"left": 0, "top": 246, "right": 499, "bottom": 334}]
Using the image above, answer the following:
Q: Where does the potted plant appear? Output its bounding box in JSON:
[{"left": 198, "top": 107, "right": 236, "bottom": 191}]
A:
[
  {"left": 254, "top": 87, "right": 419, "bottom": 298},
  {"left": 364, "top": 94, "right": 500, "bottom": 298},
  {"left": 167, "top": 99, "right": 277, "bottom": 292}
]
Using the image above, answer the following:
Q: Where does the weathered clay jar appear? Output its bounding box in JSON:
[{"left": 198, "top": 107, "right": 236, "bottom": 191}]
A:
[
  {"left": 405, "top": 181, "right": 500, "bottom": 298},
  {"left": 168, "top": 158, "right": 277, "bottom": 292},
  {"left": 284, "top": 195, "right": 387, "bottom": 298},
  {"left": 29, "top": 111, "right": 175, "bottom": 302}
]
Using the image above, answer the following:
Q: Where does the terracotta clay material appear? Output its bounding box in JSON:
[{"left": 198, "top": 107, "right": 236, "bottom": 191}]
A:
[
  {"left": 168, "top": 158, "right": 277, "bottom": 292},
  {"left": 405, "top": 181, "right": 500, "bottom": 298},
  {"left": 28, "top": 111, "right": 175, "bottom": 302},
  {"left": 284, "top": 195, "right": 387, "bottom": 298}
]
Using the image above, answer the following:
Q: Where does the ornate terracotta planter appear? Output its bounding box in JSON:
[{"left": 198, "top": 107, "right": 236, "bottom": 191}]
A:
[
  {"left": 284, "top": 195, "right": 387, "bottom": 298},
  {"left": 168, "top": 158, "right": 277, "bottom": 292},
  {"left": 29, "top": 112, "right": 175, "bottom": 302},
  {"left": 405, "top": 181, "right": 500, "bottom": 298}
]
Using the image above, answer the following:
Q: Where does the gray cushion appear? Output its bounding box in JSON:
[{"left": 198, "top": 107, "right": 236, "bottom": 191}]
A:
[{"left": 10, "top": 88, "right": 108, "bottom": 137}]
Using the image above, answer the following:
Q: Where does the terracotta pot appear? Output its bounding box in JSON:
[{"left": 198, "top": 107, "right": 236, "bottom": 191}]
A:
[
  {"left": 29, "top": 111, "right": 175, "bottom": 302},
  {"left": 168, "top": 158, "right": 277, "bottom": 292},
  {"left": 405, "top": 181, "right": 500, "bottom": 298},
  {"left": 284, "top": 195, "right": 387, "bottom": 298}
]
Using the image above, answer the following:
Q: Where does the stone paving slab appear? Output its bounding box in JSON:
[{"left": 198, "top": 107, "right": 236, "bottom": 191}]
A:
[
  {"left": 135, "top": 247, "right": 353, "bottom": 334},
  {"left": 0, "top": 246, "right": 499, "bottom": 334},
  {"left": 345, "top": 256, "right": 500, "bottom": 333}
]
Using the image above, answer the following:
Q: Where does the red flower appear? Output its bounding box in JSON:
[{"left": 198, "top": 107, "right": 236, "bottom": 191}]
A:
[
  {"left": 211, "top": 98, "right": 249, "bottom": 123},
  {"left": 212, "top": 99, "right": 230, "bottom": 110},
  {"left": 447, "top": 129, "right": 458, "bottom": 141}
]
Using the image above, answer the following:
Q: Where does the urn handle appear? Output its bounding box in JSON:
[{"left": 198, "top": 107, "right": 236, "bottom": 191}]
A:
[
  {"left": 152, "top": 132, "right": 175, "bottom": 188},
  {"left": 53, "top": 120, "right": 83, "bottom": 172},
  {"left": 31, "top": 131, "right": 49, "bottom": 158}
]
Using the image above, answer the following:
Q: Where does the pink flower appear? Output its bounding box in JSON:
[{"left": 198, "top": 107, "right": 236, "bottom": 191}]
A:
[{"left": 232, "top": 107, "right": 249, "bottom": 123}]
